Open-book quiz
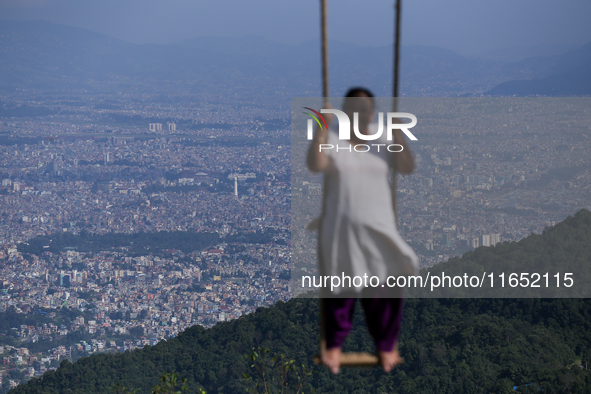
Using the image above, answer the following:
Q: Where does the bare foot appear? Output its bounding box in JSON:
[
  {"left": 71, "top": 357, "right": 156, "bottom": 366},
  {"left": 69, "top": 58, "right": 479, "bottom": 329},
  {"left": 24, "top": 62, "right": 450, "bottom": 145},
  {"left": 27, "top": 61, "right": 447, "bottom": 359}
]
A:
[
  {"left": 321, "top": 347, "right": 342, "bottom": 374},
  {"left": 378, "top": 345, "right": 403, "bottom": 373}
]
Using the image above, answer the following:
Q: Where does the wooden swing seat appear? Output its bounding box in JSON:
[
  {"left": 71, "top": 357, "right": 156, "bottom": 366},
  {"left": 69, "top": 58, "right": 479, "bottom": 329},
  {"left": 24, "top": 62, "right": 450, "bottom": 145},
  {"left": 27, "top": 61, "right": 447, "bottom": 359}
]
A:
[
  {"left": 314, "top": 338, "right": 405, "bottom": 367},
  {"left": 314, "top": 352, "right": 381, "bottom": 367}
]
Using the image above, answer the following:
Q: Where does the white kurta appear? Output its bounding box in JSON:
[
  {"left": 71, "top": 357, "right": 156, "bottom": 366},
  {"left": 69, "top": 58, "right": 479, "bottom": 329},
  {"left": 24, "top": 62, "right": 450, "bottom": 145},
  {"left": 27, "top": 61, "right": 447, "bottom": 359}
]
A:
[{"left": 318, "top": 124, "right": 419, "bottom": 294}]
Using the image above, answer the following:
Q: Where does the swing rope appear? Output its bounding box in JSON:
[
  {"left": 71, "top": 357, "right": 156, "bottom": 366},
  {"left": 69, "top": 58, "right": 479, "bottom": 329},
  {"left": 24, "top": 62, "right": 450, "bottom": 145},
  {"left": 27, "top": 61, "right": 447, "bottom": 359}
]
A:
[
  {"left": 391, "top": 0, "right": 402, "bottom": 225},
  {"left": 393, "top": 0, "right": 401, "bottom": 110},
  {"left": 315, "top": 0, "right": 404, "bottom": 368},
  {"left": 321, "top": 0, "right": 329, "bottom": 102}
]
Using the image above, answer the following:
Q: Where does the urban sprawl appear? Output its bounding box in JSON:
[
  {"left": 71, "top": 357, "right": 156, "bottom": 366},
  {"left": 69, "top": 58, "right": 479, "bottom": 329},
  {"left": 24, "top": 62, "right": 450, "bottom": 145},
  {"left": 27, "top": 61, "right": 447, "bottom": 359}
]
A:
[{"left": 1, "top": 94, "right": 590, "bottom": 389}]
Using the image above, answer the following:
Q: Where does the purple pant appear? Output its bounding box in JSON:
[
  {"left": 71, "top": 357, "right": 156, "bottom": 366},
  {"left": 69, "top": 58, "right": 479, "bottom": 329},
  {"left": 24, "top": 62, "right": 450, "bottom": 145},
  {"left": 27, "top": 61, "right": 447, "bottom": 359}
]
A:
[{"left": 324, "top": 291, "right": 403, "bottom": 352}]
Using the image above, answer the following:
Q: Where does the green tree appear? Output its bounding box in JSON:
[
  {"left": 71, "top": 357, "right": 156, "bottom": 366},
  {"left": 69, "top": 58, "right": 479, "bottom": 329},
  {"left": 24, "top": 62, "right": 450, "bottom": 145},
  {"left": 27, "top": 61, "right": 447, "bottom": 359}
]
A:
[
  {"left": 112, "top": 382, "right": 138, "bottom": 394},
  {"left": 243, "top": 347, "right": 315, "bottom": 394},
  {"left": 150, "top": 371, "right": 204, "bottom": 394}
]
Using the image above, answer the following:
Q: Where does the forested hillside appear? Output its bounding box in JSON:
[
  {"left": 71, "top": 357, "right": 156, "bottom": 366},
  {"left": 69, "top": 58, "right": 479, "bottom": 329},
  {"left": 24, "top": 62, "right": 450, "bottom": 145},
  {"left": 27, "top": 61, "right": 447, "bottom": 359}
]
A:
[
  {"left": 9, "top": 211, "right": 591, "bottom": 393},
  {"left": 8, "top": 297, "right": 591, "bottom": 393}
]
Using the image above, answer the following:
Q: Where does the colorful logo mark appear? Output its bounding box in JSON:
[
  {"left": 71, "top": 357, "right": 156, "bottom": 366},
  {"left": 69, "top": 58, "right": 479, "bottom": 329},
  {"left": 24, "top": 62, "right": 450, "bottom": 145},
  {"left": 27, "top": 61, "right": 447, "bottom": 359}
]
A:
[{"left": 302, "top": 107, "right": 328, "bottom": 131}]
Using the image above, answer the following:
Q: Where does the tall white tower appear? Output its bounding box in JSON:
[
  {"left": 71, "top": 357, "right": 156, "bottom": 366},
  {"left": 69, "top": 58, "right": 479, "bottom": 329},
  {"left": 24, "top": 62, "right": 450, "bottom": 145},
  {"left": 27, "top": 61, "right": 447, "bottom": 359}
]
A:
[{"left": 234, "top": 177, "right": 238, "bottom": 197}]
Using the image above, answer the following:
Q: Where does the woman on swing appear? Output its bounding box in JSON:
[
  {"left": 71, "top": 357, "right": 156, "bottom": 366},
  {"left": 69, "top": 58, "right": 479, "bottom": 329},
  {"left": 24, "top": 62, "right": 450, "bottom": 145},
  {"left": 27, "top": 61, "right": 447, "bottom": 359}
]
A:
[{"left": 307, "top": 87, "right": 418, "bottom": 374}]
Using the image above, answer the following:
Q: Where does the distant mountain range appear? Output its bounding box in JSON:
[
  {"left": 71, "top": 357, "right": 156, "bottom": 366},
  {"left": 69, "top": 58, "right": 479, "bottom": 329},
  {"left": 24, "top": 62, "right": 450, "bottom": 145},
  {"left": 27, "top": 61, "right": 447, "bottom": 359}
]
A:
[
  {"left": 474, "top": 44, "right": 579, "bottom": 63},
  {"left": 485, "top": 43, "right": 591, "bottom": 96},
  {"left": 0, "top": 20, "right": 589, "bottom": 96}
]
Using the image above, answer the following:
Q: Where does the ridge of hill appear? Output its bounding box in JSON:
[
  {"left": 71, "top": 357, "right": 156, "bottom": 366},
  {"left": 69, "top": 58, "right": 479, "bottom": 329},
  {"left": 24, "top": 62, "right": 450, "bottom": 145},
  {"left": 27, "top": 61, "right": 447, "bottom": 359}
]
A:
[{"left": 413, "top": 209, "right": 591, "bottom": 298}]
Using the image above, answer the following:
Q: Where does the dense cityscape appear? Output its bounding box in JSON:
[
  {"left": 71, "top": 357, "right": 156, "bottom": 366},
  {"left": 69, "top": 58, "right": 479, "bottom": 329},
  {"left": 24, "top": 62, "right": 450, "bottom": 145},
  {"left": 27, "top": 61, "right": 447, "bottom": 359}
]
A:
[{"left": 1, "top": 92, "right": 590, "bottom": 389}]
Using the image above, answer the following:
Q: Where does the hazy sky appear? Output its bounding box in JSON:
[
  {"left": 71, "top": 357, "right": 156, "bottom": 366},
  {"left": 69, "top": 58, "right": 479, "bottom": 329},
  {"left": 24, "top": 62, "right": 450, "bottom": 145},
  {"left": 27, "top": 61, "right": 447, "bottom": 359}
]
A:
[{"left": 1, "top": 0, "right": 590, "bottom": 55}]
